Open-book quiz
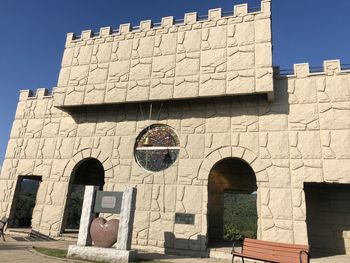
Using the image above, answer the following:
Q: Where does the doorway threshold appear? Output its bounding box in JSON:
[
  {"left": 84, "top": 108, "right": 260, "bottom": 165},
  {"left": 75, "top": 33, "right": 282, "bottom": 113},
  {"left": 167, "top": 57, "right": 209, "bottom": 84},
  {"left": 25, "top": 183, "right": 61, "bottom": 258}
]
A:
[{"left": 208, "top": 240, "right": 240, "bottom": 260}]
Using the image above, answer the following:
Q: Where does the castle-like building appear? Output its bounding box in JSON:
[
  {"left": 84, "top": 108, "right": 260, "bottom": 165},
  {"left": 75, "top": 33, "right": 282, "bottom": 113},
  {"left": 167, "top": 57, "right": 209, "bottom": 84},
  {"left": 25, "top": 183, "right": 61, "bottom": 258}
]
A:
[{"left": 1, "top": 0, "right": 350, "bottom": 257}]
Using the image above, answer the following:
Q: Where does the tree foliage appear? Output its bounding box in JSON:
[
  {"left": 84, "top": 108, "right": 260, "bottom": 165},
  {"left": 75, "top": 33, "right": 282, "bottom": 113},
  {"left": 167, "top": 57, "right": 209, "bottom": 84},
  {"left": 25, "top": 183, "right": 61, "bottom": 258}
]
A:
[
  {"left": 12, "top": 179, "right": 40, "bottom": 228},
  {"left": 223, "top": 193, "right": 257, "bottom": 241}
]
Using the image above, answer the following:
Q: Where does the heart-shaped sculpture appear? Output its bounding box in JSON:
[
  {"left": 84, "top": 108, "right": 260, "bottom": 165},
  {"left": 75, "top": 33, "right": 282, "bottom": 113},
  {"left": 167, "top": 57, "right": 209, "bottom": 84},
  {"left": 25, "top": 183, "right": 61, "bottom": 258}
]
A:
[{"left": 90, "top": 217, "right": 119, "bottom": 248}]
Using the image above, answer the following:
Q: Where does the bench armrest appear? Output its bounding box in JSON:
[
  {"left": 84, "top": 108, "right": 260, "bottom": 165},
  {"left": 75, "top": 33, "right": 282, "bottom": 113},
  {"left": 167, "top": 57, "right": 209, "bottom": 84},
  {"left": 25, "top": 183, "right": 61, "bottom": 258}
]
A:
[{"left": 299, "top": 250, "right": 309, "bottom": 263}]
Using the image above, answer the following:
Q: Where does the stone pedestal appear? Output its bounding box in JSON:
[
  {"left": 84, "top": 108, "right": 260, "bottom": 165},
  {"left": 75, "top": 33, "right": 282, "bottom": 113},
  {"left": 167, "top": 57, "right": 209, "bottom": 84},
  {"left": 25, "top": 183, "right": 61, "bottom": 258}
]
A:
[
  {"left": 67, "top": 245, "right": 137, "bottom": 263},
  {"left": 77, "top": 185, "right": 99, "bottom": 246}
]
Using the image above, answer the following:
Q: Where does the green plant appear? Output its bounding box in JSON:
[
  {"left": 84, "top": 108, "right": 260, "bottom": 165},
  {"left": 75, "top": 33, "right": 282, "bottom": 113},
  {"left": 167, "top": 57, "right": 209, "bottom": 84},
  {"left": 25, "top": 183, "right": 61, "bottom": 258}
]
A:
[
  {"left": 223, "top": 193, "right": 258, "bottom": 241},
  {"left": 223, "top": 225, "right": 244, "bottom": 241},
  {"left": 223, "top": 224, "right": 257, "bottom": 241},
  {"left": 33, "top": 247, "right": 67, "bottom": 258}
]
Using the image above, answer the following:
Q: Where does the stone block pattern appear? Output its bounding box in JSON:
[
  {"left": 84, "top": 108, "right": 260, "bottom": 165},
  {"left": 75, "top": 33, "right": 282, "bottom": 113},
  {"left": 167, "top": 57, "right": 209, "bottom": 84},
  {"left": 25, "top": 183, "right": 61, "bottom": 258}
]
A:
[
  {"left": 53, "top": 0, "right": 273, "bottom": 107},
  {"left": 3, "top": 60, "right": 350, "bottom": 252},
  {"left": 2, "top": 0, "right": 350, "bottom": 255}
]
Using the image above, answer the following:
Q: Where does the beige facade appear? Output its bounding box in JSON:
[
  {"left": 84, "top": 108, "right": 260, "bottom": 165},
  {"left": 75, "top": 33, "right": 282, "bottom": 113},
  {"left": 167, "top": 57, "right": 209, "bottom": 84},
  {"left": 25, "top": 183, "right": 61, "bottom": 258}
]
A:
[{"left": 1, "top": 0, "right": 350, "bottom": 256}]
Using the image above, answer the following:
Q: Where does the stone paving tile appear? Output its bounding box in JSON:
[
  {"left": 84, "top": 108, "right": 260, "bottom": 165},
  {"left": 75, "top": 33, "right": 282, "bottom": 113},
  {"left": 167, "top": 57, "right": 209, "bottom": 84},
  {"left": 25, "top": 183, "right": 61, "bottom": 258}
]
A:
[{"left": 138, "top": 252, "right": 231, "bottom": 263}]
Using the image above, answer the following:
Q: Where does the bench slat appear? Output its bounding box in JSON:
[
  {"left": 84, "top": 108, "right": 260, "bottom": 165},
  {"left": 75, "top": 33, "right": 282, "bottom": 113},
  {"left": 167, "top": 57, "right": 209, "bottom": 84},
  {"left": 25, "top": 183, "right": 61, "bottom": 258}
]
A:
[
  {"left": 244, "top": 238, "right": 309, "bottom": 250},
  {"left": 244, "top": 246, "right": 301, "bottom": 259},
  {"left": 244, "top": 243, "right": 307, "bottom": 255}
]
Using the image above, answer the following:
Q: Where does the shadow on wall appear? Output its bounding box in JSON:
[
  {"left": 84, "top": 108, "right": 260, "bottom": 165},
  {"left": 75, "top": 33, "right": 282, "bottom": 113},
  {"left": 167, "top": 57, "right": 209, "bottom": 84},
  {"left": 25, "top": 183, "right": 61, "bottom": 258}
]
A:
[
  {"left": 305, "top": 183, "right": 350, "bottom": 258},
  {"left": 126, "top": 188, "right": 137, "bottom": 250},
  {"left": 164, "top": 232, "right": 208, "bottom": 257},
  {"left": 63, "top": 77, "right": 290, "bottom": 127}
]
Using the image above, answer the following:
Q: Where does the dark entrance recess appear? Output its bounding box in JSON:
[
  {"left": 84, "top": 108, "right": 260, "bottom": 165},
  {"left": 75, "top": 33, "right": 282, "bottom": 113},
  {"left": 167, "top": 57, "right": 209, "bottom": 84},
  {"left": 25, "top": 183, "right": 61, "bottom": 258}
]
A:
[
  {"left": 208, "top": 157, "right": 257, "bottom": 244},
  {"left": 305, "top": 183, "right": 350, "bottom": 258},
  {"left": 10, "top": 176, "right": 41, "bottom": 228},
  {"left": 63, "top": 158, "right": 105, "bottom": 231}
]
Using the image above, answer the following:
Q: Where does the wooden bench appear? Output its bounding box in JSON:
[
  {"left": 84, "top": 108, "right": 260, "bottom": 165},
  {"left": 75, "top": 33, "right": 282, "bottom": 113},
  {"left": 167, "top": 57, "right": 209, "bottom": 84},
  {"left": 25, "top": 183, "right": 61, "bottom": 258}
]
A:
[{"left": 232, "top": 238, "right": 310, "bottom": 263}]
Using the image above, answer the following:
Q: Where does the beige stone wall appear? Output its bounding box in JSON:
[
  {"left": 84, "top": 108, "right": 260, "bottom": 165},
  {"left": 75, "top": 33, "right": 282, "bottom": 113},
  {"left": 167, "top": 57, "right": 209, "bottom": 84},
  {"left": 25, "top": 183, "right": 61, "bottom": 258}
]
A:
[
  {"left": 1, "top": 0, "right": 350, "bottom": 255},
  {"left": 2, "top": 58, "right": 350, "bottom": 251},
  {"left": 53, "top": 0, "right": 273, "bottom": 108}
]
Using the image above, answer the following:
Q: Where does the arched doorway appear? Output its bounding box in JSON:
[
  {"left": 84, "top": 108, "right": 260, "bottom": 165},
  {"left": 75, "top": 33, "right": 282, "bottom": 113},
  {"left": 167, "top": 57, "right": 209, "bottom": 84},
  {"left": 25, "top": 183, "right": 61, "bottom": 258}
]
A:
[
  {"left": 62, "top": 158, "right": 105, "bottom": 232},
  {"left": 208, "top": 157, "right": 257, "bottom": 243}
]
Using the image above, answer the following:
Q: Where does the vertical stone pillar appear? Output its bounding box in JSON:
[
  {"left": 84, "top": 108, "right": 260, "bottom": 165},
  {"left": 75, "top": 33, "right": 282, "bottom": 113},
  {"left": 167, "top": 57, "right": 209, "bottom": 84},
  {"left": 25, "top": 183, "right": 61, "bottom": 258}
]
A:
[
  {"left": 115, "top": 187, "right": 136, "bottom": 250},
  {"left": 77, "top": 185, "right": 99, "bottom": 246}
]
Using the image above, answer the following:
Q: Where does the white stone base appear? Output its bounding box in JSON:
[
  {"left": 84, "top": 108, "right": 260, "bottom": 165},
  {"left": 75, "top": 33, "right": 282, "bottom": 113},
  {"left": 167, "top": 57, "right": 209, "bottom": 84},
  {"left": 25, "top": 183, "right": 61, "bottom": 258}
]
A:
[{"left": 67, "top": 245, "right": 137, "bottom": 263}]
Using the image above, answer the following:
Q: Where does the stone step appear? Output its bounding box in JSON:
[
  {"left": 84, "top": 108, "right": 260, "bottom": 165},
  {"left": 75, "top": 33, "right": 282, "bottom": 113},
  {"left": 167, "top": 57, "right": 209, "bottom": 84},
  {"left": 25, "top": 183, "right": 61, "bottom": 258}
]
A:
[
  {"left": 207, "top": 243, "right": 259, "bottom": 262},
  {"left": 6, "top": 228, "right": 32, "bottom": 237},
  {"left": 56, "top": 233, "right": 78, "bottom": 241},
  {"left": 208, "top": 249, "right": 232, "bottom": 260},
  {"left": 208, "top": 249, "right": 260, "bottom": 263}
]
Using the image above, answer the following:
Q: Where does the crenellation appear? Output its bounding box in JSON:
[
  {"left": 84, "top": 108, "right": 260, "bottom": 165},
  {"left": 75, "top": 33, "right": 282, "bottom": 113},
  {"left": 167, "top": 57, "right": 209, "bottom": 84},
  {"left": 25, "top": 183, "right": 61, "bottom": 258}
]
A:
[
  {"left": 19, "top": 88, "right": 53, "bottom": 101},
  {"left": 284, "top": 60, "right": 350, "bottom": 79},
  {"left": 81, "top": 30, "right": 93, "bottom": 40},
  {"left": 324, "top": 59, "right": 341, "bottom": 75},
  {"left": 294, "top": 63, "right": 310, "bottom": 78},
  {"left": 161, "top": 16, "right": 174, "bottom": 28},
  {"left": 36, "top": 88, "right": 50, "bottom": 99},
  {"left": 234, "top": 4, "right": 248, "bottom": 17},
  {"left": 259, "top": 0, "right": 271, "bottom": 17},
  {"left": 120, "top": 23, "right": 131, "bottom": 34},
  {"left": 66, "top": 32, "right": 75, "bottom": 43},
  {"left": 208, "top": 8, "right": 222, "bottom": 21},
  {"left": 19, "top": 90, "right": 34, "bottom": 101},
  {"left": 99, "top": 26, "right": 111, "bottom": 37},
  {"left": 64, "top": 2, "right": 270, "bottom": 44},
  {"left": 140, "top": 20, "right": 152, "bottom": 31},
  {"left": 184, "top": 12, "right": 197, "bottom": 25}
]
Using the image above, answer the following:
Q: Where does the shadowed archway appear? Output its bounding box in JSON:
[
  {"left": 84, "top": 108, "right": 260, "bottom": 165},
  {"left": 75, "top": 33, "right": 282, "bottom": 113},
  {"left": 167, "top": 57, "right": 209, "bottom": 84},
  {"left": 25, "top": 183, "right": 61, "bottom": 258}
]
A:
[
  {"left": 208, "top": 157, "right": 257, "bottom": 243},
  {"left": 62, "top": 158, "right": 105, "bottom": 232},
  {"left": 72, "top": 158, "right": 105, "bottom": 187}
]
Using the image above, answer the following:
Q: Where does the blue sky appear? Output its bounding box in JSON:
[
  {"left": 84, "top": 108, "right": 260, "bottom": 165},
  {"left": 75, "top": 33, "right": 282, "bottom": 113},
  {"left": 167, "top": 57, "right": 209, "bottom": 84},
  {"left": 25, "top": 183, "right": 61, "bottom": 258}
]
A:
[{"left": 0, "top": 0, "right": 350, "bottom": 163}]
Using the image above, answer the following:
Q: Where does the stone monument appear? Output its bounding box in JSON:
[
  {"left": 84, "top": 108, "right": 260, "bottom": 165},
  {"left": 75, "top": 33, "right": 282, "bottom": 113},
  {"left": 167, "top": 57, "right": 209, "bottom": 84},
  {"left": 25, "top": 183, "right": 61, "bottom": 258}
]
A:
[{"left": 67, "top": 186, "right": 137, "bottom": 263}]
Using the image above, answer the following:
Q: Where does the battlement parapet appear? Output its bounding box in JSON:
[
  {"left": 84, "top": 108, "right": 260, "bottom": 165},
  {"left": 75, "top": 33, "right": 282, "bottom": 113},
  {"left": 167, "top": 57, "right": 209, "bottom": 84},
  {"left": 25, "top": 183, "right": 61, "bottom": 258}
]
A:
[
  {"left": 65, "top": 0, "right": 271, "bottom": 46},
  {"left": 275, "top": 59, "right": 350, "bottom": 79},
  {"left": 19, "top": 88, "right": 53, "bottom": 101},
  {"left": 55, "top": 0, "right": 274, "bottom": 107}
]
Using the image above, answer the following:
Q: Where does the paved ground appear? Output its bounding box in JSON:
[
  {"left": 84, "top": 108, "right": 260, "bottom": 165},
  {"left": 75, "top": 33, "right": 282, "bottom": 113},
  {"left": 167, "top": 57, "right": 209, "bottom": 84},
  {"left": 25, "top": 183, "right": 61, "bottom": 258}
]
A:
[
  {"left": 1, "top": 235, "right": 350, "bottom": 262},
  {"left": 0, "top": 235, "right": 232, "bottom": 263}
]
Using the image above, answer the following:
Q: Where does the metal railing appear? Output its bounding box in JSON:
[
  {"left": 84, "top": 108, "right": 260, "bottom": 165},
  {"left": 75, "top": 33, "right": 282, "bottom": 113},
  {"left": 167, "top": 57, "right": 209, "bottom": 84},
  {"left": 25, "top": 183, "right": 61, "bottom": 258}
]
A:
[{"left": 278, "top": 63, "right": 350, "bottom": 76}]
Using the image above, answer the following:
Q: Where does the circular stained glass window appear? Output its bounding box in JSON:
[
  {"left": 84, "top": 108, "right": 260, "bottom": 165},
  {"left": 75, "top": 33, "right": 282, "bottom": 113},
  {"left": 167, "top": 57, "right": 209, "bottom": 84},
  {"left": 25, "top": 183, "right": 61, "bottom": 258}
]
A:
[{"left": 135, "top": 124, "right": 180, "bottom": 172}]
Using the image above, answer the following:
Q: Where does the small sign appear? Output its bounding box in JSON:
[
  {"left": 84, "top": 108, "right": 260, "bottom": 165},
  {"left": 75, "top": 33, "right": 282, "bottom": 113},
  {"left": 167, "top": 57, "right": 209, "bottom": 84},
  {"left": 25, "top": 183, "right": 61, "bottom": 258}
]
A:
[
  {"left": 101, "top": 196, "right": 116, "bottom": 209},
  {"left": 94, "top": 191, "right": 123, "bottom": 214},
  {"left": 175, "top": 213, "right": 195, "bottom": 225}
]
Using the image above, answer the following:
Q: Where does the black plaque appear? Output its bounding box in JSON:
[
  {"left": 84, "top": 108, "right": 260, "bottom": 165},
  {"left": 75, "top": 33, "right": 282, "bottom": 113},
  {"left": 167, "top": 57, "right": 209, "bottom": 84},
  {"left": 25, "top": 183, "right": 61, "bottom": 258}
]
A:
[
  {"left": 175, "top": 213, "right": 195, "bottom": 225},
  {"left": 94, "top": 191, "right": 123, "bottom": 214}
]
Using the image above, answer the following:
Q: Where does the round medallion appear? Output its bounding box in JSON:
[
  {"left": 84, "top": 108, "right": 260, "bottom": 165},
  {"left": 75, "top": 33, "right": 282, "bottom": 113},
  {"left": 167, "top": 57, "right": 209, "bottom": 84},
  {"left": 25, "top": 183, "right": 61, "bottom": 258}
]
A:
[{"left": 135, "top": 124, "right": 180, "bottom": 172}]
